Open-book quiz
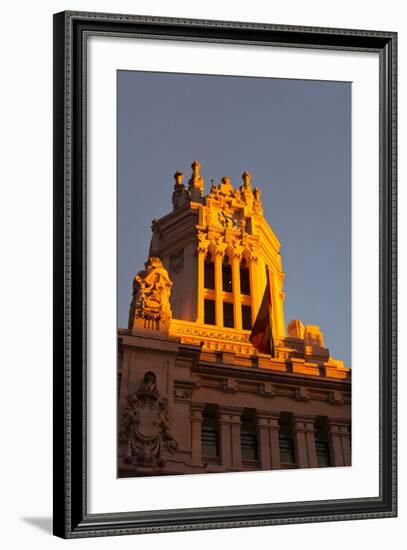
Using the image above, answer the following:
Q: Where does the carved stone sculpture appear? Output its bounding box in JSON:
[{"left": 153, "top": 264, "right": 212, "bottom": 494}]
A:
[
  {"left": 119, "top": 371, "right": 177, "bottom": 468},
  {"left": 128, "top": 257, "right": 173, "bottom": 331}
]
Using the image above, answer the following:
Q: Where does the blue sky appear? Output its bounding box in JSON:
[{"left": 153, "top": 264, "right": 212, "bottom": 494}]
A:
[{"left": 117, "top": 70, "right": 351, "bottom": 367}]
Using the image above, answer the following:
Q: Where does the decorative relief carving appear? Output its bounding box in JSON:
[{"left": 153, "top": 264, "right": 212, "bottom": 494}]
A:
[
  {"left": 169, "top": 250, "right": 184, "bottom": 274},
  {"left": 259, "top": 382, "right": 276, "bottom": 397},
  {"left": 174, "top": 388, "right": 193, "bottom": 400},
  {"left": 119, "top": 372, "right": 177, "bottom": 468},
  {"left": 295, "top": 387, "right": 310, "bottom": 402},
  {"left": 175, "top": 325, "right": 250, "bottom": 343},
  {"left": 329, "top": 390, "right": 344, "bottom": 405},
  {"left": 128, "top": 257, "right": 172, "bottom": 331},
  {"left": 222, "top": 378, "right": 239, "bottom": 393}
]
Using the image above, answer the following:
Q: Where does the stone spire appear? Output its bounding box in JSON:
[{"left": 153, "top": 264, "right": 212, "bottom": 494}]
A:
[
  {"left": 188, "top": 160, "right": 204, "bottom": 202},
  {"left": 241, "top": 170, "right": 252, "bottom": 189}
]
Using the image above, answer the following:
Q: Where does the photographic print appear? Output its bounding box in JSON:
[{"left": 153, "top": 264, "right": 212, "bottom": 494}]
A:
[
  {"left": 117, "top": 70, "right": 351, "bottom": 477},
  {"left": 53, "top": 12, "right": 397, "bottom": 537}
]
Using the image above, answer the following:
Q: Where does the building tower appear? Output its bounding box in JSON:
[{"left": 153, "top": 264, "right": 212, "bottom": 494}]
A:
[{"left": 118, "top": 161, "right": 351, "bottom": 477}]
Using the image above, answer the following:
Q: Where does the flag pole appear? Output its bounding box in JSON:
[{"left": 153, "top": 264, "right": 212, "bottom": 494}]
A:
[
  {"left": 265, "top": 265, "right": 275, "bottom": 358},
  {"left": 249, "top": 265, "right": 275, "bottom": 358}
]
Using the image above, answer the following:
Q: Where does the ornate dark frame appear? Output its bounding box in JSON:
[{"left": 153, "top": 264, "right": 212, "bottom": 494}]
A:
[{"left": 53, "top": 10, "right": 397, "bottom": 539}]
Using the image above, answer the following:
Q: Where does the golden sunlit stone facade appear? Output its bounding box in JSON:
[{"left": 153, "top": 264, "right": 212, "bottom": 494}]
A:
[{"left": 118, "top": 161, "right": 351, "bottom": 477}]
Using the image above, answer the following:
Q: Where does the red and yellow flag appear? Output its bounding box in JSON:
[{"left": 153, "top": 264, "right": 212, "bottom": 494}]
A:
[{"left": 249, "top": 267, "right": 275, "bottom": 357}]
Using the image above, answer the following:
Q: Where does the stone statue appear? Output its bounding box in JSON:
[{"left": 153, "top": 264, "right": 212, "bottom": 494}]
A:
[
  {"left": 119, "top": 371, "right": 178, "bottom": 468},
  {"left": 128, "top": 257, "right": 173, "bottom": 331}
]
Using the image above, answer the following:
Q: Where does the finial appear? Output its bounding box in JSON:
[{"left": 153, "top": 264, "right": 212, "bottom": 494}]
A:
[
  {"left": 173, "top": 170, "right": 184, "bottom": 187},
  {"left": 172, "top": 170, "right": 188, "bottom": 210},
  {"left": 253, "top": 186, "right": 264, "bottom": 215},
  {"left": 241, "top": 170, "right": 251, "bottom": 188},
  {"left": 188, "top": 159, "right": 204, "bottom": 195},
  {"left": 191, "top": 160, "right": 200, "bottom": 173}
]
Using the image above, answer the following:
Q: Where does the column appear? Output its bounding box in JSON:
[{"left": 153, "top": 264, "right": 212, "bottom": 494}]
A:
[
  {"left": 327, "top": 419, "right": 351, "bottom": 467},
  {"left": 196, "top": 248, "right": 206, "bottom": 324},
  {"left": 292, "top": 415, "right": 318, "bottom": 468},
  {"left": 183, "top": 241, "right": 198, "bottom": 321},
  {"left": 341, "top": 426, "right": 352, "bottom": 466},
  {"left": 214, "top": 251, "right": 224, "bottom": 327},
  {"left": 249, "top": 256, "right": 260, "bottom": 325},
  {"left": 219, "top": 408, "right": 242, "bottom": 469},
  {"left": 231, "top": 253, "right": 242, "bottom": 330},
  {"left": 190, "top": 404, "right": 205, "bottom": 466},
  {"left": 257, "top": 411, "right": 281, "bottom": 470},
  {"left": 257, "top": 417, "right": 271, "bottom": 470},
  {"left": 231, "top": 414, "right": 242, "bottom": 468}
]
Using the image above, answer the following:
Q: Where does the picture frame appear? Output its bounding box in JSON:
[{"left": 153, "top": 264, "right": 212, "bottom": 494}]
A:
[{"left": 53, "top": 10, "right": 397, "bottom": 538}]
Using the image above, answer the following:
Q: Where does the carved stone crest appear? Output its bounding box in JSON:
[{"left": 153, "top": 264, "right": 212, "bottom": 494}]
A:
[{"left": 119, "top": 371, "right": 177, "bottom": 468}]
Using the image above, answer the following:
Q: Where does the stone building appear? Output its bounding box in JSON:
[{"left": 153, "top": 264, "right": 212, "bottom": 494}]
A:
[{"left": 117, "top": 161, "right": 351, "bottom": 477}]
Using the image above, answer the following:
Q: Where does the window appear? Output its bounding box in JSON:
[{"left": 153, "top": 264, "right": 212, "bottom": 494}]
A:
[
  {"left": 279, "top": 434, "right": 296, "bottom": 464},
  {"left": 315, "top": 424, "right": 331, "bottom": 467},
  {"left": 240, "top": 261, "right": 250, "bottom": 295},
  {"left": 315, "top": 439, "right": 331, "bottom": 467},
  {"left": 204, "top": 256, "right": 215, "bottom": 289},
  {"left": 201, "top": 407, "right": 219, "bottom": 458},
  {"left": 242, "top": 305, "right": 252, "bottom": 330},
  {"left": 223, "top": 302, "right": 234, "bottom": 328},
  {"left": 279, "top": 417, "right": 296, "bottom": 465},
  {"left": 204, "top": 299, "right": 215, "bottom": 325},
  {"left": 241, "top": 414, "right": 258, "bottom": 461},
  {"left": 222, "top": 258, "right": 233, "bottom": 292}
]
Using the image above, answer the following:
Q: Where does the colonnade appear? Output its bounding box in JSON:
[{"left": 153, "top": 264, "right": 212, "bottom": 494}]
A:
[{"left": 189, "top": 405, "right": 351, "bottom": 470}]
